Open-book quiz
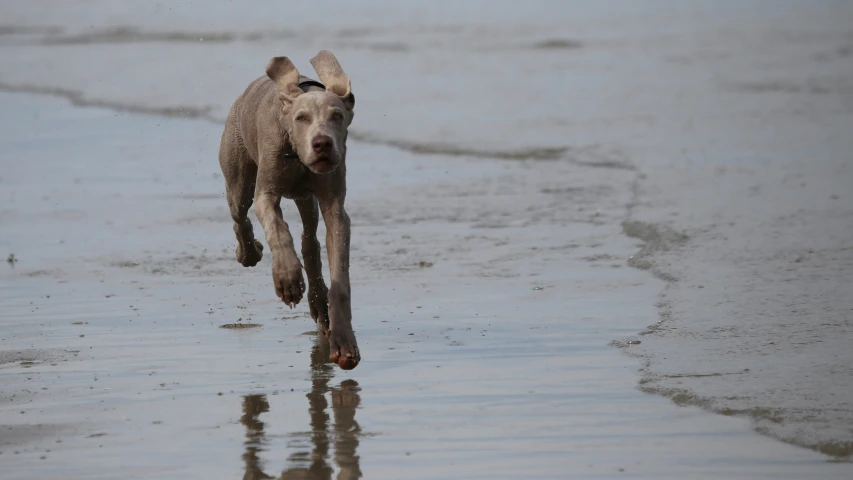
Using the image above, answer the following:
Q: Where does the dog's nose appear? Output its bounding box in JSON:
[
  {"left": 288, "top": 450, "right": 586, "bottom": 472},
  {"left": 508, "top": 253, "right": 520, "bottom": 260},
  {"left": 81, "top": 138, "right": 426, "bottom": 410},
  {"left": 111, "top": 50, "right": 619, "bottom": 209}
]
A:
[{"left": 312, "top": 135, "right": 333, "bottom": 153}]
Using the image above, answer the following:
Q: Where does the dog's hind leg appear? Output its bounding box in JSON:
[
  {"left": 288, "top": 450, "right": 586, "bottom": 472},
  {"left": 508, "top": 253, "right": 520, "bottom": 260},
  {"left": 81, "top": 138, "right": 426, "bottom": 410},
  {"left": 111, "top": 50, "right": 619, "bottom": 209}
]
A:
[
  {"left": 296, "top": 195, "right": 329, "bottom": 331},
  {"left": 219, "top": 125, "right": 264, "bottom": 267}
]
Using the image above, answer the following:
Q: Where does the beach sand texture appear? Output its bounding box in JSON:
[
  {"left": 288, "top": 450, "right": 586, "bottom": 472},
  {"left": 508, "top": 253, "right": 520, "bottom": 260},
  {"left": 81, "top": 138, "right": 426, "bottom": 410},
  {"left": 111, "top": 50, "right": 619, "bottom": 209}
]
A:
[{"left": 1, "top": 1, "right": 852, "bottom": 478}]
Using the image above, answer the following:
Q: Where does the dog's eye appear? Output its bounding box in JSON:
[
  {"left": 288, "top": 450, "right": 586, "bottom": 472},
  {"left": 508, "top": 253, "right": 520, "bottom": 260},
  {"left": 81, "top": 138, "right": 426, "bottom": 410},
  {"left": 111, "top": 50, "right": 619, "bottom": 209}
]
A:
[
  {"left": 295, "top": 114, "right": 308, "bottom": 122},
  {"left": 331, "top": 112, "right": 343, "bottom": 121}
]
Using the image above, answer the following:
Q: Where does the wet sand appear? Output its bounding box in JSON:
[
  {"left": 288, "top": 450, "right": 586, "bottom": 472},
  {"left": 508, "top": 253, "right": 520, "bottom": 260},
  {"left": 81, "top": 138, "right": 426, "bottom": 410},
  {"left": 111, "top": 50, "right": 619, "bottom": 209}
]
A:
[
  {"left": 2, "top": 0, "right": 853, "bottom": 477},
  {"left": 621, "top": 154, "right": 853, "bottom": 458},
  {"left": 1, "top": 90, "right": 846, "bottom": 479}
]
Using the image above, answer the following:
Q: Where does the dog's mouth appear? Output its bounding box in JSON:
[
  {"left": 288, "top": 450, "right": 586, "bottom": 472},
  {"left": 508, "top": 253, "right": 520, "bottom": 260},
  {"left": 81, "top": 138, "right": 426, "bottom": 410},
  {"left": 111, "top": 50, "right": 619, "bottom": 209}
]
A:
[{"left": 308, "top": 156, "right": 338, "bottom": 173}]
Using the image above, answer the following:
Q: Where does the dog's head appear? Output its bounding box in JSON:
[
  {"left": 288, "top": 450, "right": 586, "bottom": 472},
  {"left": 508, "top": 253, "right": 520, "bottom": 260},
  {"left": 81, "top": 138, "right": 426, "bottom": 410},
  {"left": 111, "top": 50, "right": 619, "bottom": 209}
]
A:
[{"left": 266, "top": 50, "right": 355, "bottom": 175}]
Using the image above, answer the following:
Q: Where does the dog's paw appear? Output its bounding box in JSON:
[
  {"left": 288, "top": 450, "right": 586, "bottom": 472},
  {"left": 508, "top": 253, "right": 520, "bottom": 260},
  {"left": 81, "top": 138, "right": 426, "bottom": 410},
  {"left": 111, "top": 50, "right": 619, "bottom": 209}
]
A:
[
  {"left": 236, "top": 239, "right": 263, "bottom": 267},
  {"left": 272, "top": 261, "right": 305, "bottom": 307},
  {"left": 329, "top": 327, "right": 360, "bottom": 370}
]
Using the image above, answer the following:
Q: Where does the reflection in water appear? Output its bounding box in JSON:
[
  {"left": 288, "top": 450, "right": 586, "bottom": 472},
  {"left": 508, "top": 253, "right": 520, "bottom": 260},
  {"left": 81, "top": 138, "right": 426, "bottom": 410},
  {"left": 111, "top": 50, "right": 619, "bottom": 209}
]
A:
[
  {"left": 241, "top": 336, "right": 362, "bottom": 480},
  {"left": 242, "top": 394, "right": 272, "bottom": 480}
]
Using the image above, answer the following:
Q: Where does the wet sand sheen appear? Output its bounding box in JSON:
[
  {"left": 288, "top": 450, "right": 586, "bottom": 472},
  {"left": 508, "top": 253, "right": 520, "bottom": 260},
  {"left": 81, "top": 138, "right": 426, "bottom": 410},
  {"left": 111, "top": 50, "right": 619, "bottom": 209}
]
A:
[
  {"left": 0, "top": 92, "right": 847, "bottom": 479},
  {"left": 2, "top": 0, "right": 853, "bottom": 476}
]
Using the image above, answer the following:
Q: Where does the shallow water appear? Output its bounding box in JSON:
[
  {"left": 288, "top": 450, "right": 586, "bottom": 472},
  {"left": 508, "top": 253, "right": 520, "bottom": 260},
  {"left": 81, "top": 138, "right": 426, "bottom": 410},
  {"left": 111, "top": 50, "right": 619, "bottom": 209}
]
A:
[
  {"left": 2, "top": 0, "right": 853, "bottom": 477},
  {"left": 0, "top": 92, "right": 845, "bottom": 478}
]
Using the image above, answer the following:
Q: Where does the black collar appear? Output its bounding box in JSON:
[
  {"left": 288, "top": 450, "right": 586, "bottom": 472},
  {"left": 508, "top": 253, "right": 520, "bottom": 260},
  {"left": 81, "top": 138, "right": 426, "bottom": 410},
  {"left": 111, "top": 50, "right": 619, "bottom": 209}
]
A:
[{"left": 298, "top": 79, "right": 326, "bottom": 91}]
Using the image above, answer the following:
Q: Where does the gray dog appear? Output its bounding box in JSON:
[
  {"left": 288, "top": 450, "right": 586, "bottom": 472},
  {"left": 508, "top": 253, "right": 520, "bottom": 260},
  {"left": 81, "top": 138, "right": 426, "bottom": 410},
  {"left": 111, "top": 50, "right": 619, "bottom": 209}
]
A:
[{"left": 218, "top": 50, "right": 359, "bottom": 370}]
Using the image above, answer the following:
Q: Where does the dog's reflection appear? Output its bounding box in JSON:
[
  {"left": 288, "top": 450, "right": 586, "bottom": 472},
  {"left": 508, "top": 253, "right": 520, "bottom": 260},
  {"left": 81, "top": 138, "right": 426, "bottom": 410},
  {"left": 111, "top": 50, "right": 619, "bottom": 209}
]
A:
[{"left": 241, "top": 336, "right": 362, "bottom": 480}]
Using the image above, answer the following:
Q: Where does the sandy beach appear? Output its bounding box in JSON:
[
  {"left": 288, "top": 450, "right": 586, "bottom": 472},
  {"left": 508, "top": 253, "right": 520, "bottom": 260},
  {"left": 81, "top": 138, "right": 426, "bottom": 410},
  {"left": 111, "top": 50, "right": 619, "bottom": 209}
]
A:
[{"left": 1, "top": 1, "right": 851, "bottom": 478}]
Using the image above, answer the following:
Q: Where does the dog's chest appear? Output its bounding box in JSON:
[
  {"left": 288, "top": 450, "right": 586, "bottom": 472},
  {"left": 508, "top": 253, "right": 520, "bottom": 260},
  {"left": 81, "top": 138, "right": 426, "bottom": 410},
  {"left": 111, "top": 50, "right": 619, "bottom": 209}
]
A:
[{"left": 274, "top": 155, "right": 314, "bottom": 200}]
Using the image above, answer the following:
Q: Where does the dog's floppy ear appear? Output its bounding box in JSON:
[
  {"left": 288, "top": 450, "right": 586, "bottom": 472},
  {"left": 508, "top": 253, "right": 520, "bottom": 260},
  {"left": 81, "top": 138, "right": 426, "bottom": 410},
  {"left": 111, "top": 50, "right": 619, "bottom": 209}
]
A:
[
  {"left": 310, "top": 50, "right": 354, "bottom": 110},
  {"left": 266, "top": 56, "right": 302, "bottom": 103}
]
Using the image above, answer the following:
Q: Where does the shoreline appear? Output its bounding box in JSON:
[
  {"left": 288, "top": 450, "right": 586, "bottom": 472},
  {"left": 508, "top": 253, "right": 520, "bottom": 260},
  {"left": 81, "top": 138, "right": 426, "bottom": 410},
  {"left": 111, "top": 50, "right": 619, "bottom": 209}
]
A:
[
  {"left": 617, "top": 154, "right": 853, "bottom": 460},
  {"left": 2, "top": 90, "right": 847, "bottom": 478},
  {"left": 3, "top": 1, "right": 852, "bottom": 472}
]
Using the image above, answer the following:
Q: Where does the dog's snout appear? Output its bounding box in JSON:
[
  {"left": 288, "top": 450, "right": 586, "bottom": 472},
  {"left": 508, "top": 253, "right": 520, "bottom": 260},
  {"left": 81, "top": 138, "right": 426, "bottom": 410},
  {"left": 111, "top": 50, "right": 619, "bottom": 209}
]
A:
[{"left": 312, "top": 135, "right": 333, "bottom": 153}]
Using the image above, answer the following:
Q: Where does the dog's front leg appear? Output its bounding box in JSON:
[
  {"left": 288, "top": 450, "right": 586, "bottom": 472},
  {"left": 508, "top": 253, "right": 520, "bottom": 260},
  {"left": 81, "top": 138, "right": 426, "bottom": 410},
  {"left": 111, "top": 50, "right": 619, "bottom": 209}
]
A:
[
  {"left": 296, "top": 196, "right": 330, "bottom": 332},
  {"left": 318, "top": 195, "right": 360, "bottom": 369},
  {"left": 254, "top": 192, "right": 305, "bottom": 307}
]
